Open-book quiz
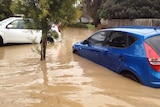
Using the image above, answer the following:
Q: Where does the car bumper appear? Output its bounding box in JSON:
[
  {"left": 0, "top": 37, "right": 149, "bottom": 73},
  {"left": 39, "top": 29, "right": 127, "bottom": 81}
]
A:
[
  {"left": 148, "top": 82, "right": 160, "bottom": 88},
  {"left": 147, "top": 72, "right": 160, "bottom": 88}
]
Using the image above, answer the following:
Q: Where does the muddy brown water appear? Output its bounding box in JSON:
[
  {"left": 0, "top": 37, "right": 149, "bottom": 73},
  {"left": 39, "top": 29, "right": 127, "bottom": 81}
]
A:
[{"left": 0, "top": 27, "right": 160, "bottom": 107}]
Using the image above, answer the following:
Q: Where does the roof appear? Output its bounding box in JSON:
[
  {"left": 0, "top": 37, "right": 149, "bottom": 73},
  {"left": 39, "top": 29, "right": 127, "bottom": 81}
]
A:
[
  {"left": 0, "top": 17, "right": 22, "bottom": 26},
  {"left": 104, "top": 26, "right": 160, "bottom": 38}
]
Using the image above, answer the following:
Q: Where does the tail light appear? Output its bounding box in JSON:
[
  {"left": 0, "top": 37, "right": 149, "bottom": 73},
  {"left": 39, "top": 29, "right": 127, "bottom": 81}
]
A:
[
  {"left": 57, "top": 24, "right": 61, "bottom": 32},
  {"left": 144, "top": 42, "right": 160, "bottom": 72},
  {"left": 58, "top": 26, "right": 61, "bottom": 32}
]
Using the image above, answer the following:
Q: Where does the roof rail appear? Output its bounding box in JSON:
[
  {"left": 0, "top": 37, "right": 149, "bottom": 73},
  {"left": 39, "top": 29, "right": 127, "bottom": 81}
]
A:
[{"left": 13, "top": 14, "right": 24, "bottom": 17}]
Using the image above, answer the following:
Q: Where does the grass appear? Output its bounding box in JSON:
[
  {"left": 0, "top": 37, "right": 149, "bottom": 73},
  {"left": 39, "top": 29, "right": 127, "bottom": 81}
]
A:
[{"left": 68, "top": 23, "right": 96, "bottom": 29}]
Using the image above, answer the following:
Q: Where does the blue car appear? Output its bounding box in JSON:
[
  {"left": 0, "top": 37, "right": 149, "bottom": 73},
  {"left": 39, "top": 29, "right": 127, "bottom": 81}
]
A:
[{"left": 72, "top": 26, "right": 160, "bottom": 88}]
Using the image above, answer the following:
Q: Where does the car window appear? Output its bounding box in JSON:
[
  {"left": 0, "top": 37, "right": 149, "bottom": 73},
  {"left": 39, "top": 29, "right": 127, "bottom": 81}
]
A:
[
  {"left": 7, "top": 19, "right": 25, "bottom": 29},
  {"left": 108, "top": 31, "right": 127, "bottom": 48},
  {"left": 128, "top": 35, "right": 137, "bottom": 46},
  {"left": 145, "top": 35, "right": 160, "bottom": 55},
  {"left": 24, "top": 19, "right": 36, "bottom": 29},
  {"left": 104, "top": 31, "right": 137, "bottom": 48},
  {"left": 7, "top": 19, "right": 37, "bottom": 29},
  {"left": 8, "top": 20, "right": 19, "bottom": 29},
  {"left": 88, "top": 31, "right": 107, "bottom": 46},
  {"left": 17, "top": 20, "right": 25, "bottom": 29}
]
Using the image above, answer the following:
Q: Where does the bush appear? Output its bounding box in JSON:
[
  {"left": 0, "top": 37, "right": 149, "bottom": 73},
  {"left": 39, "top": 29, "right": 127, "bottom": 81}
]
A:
[{"left": 48, "top": 30, "right": 59, "bottom": 39}]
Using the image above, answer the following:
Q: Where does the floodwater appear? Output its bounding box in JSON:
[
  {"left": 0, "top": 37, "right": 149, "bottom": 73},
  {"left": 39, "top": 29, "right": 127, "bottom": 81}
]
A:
[{"left": 0, "top": 27, "right": 160, "bottom": 107}]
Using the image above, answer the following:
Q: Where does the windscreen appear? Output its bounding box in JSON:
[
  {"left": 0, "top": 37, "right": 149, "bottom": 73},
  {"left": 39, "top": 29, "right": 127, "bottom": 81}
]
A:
[{"left": 0, "top": 18, "right": 14, "bottom": 25}]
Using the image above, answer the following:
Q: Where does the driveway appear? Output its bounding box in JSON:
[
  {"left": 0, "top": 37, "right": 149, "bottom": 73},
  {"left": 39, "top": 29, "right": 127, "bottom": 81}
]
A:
[{"left": 0, "top": 27, "right": 160, "bottom": 107}]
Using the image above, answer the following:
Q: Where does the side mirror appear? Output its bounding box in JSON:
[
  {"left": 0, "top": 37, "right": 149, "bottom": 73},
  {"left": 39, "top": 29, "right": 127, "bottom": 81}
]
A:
[
  {"left": 82, "top": 40, "right": 89, "bottom": 45},
  {"left": 7, "top": 24, "right": 13, "bottom": 29}
]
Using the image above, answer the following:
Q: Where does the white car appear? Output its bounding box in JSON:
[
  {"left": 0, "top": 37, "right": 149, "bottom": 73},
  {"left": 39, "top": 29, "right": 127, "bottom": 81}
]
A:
[{"left": 0, "top": 17, "right": 61, "bottom": 46}]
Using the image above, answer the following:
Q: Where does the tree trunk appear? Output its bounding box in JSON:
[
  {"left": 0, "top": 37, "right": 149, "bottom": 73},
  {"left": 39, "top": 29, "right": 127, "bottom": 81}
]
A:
[
  {"left": 40, "top": 18, "right": 48, "bottom": 60},
  {"left": 40, "top": 36, "right": 47, "bottom": 60}
]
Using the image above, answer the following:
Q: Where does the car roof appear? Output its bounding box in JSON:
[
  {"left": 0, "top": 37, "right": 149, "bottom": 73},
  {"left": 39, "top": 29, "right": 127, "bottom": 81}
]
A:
[
  {"left": 0, "top": 17, "right": 23, "bottom": 25},
  {"left": 102, "top": 26, "right": 160, "bottom": 39},
  {"left": 2, "top": 17, "right": 23, "bottom": 21}
]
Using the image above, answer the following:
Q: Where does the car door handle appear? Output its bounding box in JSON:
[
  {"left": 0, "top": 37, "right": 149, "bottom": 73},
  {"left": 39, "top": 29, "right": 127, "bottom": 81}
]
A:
[
  {"left": 22, "top": 31, "right": 28, "bottom": 33},
  {"left": 95, "top": 51, "right": 100, "bottom": 55},
  {"left": 118, "top": 56, "right": 125, "bottom": 61},
  {"left": 104, "top": 50, "right": 109, "bottom": 53},
  {"left": 103, "top": 49, "right": 109, "bottom": 54}
]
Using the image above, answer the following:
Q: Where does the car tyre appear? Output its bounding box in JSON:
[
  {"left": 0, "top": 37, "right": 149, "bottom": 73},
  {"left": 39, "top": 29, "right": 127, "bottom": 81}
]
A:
[
  {"left": 73, "top": 50, "right": 79, "bottom": 55},
  {"left": 121, "top": 71, "right": 140, "bottom": 83},
  {"left": 47, "top": 37, "right": 54, "bottom": 44},
  {"left": 40, "top": 37, "right": 54, "bottom": 44},
  {"left": 0, "top": 36, "right": 3, "bottom": 46}
]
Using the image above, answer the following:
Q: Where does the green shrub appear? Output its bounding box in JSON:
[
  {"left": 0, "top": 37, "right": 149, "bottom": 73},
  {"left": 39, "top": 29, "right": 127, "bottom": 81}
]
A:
[{"left": 48, "top": 30, "right": 59, "bottom": 39}]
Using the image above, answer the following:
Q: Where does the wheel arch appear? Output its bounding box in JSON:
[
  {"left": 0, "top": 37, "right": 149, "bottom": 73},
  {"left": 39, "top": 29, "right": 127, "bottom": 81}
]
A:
[
  {"left": 0, "top": 35, "right": 4, "bottom": 46},
  {"left": 118, "top": 62, "right": 146, "bottom": 85},
  {"left": 40, "top": 37, "right": 54, "bottom": 43},
  {"left": 119, "top": 69, "right": 142, "bottom": 84},
  {"left": 73, "top": 49, "right": 79, "bottom": 55},
  {"left": 47, "top": 37, "right": 54, "bottom": 43}
]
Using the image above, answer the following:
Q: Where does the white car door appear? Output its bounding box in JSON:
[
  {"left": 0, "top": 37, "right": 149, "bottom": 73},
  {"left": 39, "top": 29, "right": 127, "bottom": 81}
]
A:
[
  {"left": 4, "top": 19, "right": 30, "bottom": 43},
  {"left": 27, "top": 29, "right": 42, "bottom": 43},
  {"left": 23, "top": 19, "right": 42, "bottom": 43}
]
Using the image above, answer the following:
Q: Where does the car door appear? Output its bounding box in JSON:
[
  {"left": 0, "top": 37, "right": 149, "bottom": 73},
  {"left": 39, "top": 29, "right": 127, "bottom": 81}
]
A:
[
  {"left": 25, "top": 19, "right": 42, "bottom": 43},
  {"left": 27, "top": 29, "right": 42, "bottom": 43},
  {"left": 79, "top": 31, "right": 107, "bottom": 63},
  {"left": 4, "top": 19, "right": 30, "bottom": 43},
  {"left": 102, "top": 31, "right": 128, "bottom": 72}
]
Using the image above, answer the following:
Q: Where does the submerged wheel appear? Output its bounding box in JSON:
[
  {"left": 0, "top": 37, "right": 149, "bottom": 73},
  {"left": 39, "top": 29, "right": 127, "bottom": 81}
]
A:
[
  {"left": 73, "top": 50, "right": 79, "bottom": 55},
  {"left": 0, "top": 36, "right": 3, "bottom": 46},
  {"left": 121, "top": 71, "right": 140, "bottom": 83},
  {"left": 45, "top": 37, "right": 54, "bottom": 44},
  {"left": 40, "top": 37, "right": 54, "bottom": 44}
]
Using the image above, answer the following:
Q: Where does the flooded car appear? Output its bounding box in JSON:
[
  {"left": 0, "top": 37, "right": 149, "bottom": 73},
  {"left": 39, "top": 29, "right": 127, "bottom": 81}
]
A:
[
  {"left": 73, "top": 26, "right": 160, "bottom": 88},
  {"left": 0, "top": 17, "right": 61, "bottom": 46}
]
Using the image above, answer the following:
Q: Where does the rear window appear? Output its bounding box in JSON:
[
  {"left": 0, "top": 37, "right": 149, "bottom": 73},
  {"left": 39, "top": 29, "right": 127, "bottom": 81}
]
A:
[{"left": 145, "top": 35, "right": 160, "bottom": 55}]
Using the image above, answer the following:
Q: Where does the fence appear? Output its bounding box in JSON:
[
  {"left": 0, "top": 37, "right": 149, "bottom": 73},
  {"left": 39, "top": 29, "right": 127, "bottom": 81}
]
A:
[{"left": 100, "top": 19, "right": 160, "bottom": 28}]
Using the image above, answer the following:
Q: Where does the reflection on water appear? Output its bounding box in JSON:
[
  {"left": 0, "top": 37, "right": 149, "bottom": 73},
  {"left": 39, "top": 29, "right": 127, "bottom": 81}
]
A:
[{"left": 0, "top": 27, "right": 160, "bottom": 107}]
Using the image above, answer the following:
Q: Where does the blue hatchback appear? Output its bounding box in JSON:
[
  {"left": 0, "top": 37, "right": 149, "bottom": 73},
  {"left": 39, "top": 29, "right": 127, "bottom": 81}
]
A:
[{"left": 72, "top": 26, "right": 160, "bottom": 88}]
